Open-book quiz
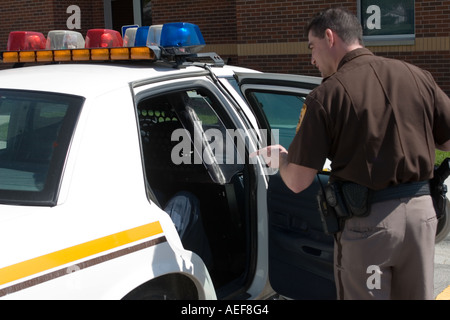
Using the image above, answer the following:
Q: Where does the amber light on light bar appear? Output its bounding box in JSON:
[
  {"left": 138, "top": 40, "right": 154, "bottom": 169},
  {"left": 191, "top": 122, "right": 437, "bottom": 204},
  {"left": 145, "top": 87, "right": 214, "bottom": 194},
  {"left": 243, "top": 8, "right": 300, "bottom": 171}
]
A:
[{"left": 130, "top": 47, "right": 155, "bottom": 60}]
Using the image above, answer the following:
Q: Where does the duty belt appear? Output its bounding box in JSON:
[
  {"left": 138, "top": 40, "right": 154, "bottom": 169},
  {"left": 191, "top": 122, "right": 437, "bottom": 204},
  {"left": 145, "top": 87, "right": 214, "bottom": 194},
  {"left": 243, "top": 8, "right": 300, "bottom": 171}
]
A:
[{"left": 370, "top": 181, "right": 430, "bottom": 204}]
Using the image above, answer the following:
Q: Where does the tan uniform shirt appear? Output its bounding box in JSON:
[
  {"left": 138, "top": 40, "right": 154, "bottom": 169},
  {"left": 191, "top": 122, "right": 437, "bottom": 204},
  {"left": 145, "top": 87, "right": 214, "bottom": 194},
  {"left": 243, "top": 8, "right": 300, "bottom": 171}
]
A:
[{"left": 288, "top": 48, "right": 450, "bottom": 190}]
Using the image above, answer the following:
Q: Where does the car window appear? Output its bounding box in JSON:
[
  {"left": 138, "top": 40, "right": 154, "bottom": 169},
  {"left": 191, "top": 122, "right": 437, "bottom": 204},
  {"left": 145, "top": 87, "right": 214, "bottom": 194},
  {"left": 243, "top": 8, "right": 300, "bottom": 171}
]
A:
[
  {"left": 138, "top": 87, "right": 244, "bottom": 186},
  {"left": 246, "top": 91, "right": 306, "bottom": 149},
  {"left": 185, "top": 89, "right": 245, "bottom": 168},
  {"left": 0, "top": 89, "right": 84, "bottom": 206}
]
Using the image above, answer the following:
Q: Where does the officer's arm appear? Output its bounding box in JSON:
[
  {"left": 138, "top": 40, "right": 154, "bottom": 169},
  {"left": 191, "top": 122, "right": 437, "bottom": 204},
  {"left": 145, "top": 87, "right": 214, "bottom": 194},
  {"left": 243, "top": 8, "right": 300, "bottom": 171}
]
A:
[{"left": 280, "top": 161, "right": 318, "bottom": 193}]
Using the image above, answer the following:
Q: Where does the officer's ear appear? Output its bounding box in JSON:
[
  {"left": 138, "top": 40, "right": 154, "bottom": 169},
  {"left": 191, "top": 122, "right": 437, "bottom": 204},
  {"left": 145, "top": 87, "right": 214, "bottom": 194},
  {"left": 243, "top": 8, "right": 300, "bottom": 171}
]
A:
[{"left": 324, "top": 29, "right": 335, "bottom": 48}]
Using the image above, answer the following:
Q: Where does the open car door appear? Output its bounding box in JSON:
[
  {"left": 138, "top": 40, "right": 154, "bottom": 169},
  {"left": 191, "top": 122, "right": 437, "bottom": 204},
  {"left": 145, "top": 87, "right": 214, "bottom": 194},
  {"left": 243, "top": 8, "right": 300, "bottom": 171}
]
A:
[{"left": 234, "top": 72, "right": 337, "bottom": 299}]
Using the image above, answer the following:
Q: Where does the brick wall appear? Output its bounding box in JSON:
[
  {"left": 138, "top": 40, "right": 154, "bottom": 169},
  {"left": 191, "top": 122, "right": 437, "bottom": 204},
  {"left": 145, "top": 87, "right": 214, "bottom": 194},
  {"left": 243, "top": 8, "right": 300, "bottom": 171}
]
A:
[
  {"left": 152, "top": 0, "right": 237, "bottom": 44},
  {"left": 0, "top": 0, "right": 54, "bottom": 48},
  {"left": 235, "top": 0, "right": 357, "bottom": 44},
  {"left": 231, "top": 0, "right": 357, "bottom": 75},
  {"left": 152, "top": 0, "right": 450, "bottom": 95},
  {"left": 416, "top": 0, "right": 450, "bottom": 37},
  {"left": 0, "top": 0, "right": 104, "bottom": 51}
]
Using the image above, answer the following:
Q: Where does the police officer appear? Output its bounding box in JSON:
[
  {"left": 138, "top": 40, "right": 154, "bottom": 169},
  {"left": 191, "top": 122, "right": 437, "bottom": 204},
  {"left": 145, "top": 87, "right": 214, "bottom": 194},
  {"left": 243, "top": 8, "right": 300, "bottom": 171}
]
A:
[{"left": 255, "top": 7, "right": 450, "bottom": 299}]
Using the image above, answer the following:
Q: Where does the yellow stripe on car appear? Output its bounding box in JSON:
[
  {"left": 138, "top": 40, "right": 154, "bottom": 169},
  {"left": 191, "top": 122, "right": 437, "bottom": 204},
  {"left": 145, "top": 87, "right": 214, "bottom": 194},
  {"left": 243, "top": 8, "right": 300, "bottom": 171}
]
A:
[{"left": 0, "top": 221, "right": 163, "bottom": 287}]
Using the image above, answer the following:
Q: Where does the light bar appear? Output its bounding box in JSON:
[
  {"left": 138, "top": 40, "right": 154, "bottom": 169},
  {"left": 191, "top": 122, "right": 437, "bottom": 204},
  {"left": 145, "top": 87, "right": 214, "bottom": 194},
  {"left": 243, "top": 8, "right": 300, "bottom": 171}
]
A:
[
  {"left": 1, "top": 47, "right": 155, "bottom": 63},
  {"left": 1, "top": 23, "right": 221, "bottom": 65},
  {"left": 46, "top": 30, "right": 85, "bottom": 49},
  {"left": 7, "top": 31, "right": 46, "bottom": 51}
]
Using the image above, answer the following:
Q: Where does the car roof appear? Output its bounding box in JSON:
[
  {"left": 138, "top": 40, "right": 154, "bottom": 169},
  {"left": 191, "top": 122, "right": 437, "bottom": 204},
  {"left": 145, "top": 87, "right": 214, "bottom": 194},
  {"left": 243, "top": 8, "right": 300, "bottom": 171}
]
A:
[{"left": 0, "top": 62, "right": 245, "bottom": 98}]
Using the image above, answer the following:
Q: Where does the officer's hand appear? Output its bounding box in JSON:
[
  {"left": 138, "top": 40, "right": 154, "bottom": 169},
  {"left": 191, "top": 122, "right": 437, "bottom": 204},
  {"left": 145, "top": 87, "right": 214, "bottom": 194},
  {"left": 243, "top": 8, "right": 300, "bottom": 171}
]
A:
[{"left": 250, "top": 144, "right": 288, "bottom": 169}]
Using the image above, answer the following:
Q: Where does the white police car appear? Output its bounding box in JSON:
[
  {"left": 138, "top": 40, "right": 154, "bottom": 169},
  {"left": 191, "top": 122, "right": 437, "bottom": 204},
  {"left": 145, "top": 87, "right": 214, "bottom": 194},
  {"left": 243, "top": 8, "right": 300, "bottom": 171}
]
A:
[{"left": 0, "top": 23, "right": 447, "bottom": 300}]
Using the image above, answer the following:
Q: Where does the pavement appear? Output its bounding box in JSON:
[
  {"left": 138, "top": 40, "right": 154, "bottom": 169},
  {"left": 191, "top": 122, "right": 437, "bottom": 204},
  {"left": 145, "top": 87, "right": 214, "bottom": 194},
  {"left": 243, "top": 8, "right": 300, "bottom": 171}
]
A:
[{"left": 435, "top": 233, "right": 450, "bottom": 299}]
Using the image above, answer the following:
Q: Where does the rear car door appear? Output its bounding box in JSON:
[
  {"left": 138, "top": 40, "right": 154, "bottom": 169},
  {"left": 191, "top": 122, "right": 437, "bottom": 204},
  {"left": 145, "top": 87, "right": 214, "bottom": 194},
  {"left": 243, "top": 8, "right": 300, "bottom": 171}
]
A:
[{"left": 234, "top": 72, "right": 337, "bottom": 299}]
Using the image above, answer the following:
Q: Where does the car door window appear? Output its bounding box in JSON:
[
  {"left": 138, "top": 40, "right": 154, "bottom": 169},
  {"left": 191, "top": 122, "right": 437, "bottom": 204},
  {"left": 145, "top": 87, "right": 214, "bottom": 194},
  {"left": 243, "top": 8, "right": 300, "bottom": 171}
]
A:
[{"left": 246, "top": 91, "right": 305, "bottom": 149}]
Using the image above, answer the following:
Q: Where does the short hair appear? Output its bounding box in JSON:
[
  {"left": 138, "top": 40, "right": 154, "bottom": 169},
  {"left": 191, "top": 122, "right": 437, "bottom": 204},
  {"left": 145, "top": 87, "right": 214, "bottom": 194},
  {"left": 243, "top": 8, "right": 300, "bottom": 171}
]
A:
[{"left": 306, "top": 8, "right": 363, "bottom": 46}]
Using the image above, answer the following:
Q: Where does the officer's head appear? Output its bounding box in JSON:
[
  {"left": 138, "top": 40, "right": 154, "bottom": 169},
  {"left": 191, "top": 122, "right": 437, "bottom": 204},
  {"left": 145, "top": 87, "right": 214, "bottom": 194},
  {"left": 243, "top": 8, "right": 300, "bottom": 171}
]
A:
[
  {"left": 306, "top": 8, "right": 363, "bottom": 78},
  {"left": 307, "top": 8, "right": 363, "bottom": 47}
]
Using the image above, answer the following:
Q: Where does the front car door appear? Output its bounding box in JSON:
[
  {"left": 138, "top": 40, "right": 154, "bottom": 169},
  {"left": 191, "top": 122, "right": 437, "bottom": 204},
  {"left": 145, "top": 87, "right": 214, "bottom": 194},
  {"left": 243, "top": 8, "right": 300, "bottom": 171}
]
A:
[{"left": 234, "top": 72, "right": 337, "bottom": 299}]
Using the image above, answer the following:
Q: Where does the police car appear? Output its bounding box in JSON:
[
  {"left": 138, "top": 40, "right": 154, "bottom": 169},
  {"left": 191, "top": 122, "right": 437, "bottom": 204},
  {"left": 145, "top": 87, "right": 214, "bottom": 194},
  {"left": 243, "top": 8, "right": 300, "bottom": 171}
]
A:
[{"left": 0, "top": 23, "right": 447, "bottom": 300}]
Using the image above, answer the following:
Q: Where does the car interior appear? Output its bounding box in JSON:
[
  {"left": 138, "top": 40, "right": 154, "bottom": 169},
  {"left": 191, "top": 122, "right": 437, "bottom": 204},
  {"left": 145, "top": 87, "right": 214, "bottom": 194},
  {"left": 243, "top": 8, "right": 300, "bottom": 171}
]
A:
[{"left": 137, "top": 88, "right": 256, "bottom": 298}]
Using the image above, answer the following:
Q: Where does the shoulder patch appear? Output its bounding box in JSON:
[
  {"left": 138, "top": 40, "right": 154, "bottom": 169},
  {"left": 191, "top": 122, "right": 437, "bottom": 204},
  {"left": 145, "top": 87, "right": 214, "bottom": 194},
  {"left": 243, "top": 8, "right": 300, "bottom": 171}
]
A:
[{"left": 296, "top": 103, "right": 307, "bottom": 134}]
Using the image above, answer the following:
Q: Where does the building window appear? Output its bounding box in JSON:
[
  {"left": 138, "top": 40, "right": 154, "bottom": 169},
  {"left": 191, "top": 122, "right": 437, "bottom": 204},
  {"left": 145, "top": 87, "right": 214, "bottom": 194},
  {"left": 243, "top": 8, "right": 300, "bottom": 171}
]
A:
[
  {"left": 358, "top": 0, "right": 415, "bottom": 45},
  {"left": 142, "top": 0, "right": 152, "bottom": 26},
  {"left": 104, "top": 0, "right": 151, "bottom": 30}
]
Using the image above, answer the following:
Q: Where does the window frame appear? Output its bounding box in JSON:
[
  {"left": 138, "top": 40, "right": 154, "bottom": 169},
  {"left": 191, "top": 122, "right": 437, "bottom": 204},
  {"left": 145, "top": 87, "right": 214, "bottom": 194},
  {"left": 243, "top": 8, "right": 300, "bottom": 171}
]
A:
[
  {"left": 104, "top": 0, "right": 149, "bottom": 29},
  {"left": 135, "top": 78, "right": 248, "bottom": 186},
  {"left": 0, "top": 89, "right": 84, "bottom": 206},
  {"left": 357, "top": 0, "right": 415, "bottom": 46}
]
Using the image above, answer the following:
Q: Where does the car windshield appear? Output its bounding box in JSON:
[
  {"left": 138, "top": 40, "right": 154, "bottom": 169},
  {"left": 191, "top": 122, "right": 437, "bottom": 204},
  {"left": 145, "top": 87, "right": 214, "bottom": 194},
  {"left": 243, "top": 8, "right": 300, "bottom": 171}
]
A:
[{"left": 0, "top": 89, "right": 84, "bottom": 206}]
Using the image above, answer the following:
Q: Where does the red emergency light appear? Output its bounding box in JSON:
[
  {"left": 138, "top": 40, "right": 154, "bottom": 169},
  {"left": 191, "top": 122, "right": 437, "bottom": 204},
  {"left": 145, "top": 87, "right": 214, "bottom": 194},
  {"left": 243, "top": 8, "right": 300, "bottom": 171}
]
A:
[
  {"left": 7, "top": 31, "right": 46, "bottom": 51},
  {"left": 85, "top": 29, "right": 123, "bottom": 48}
]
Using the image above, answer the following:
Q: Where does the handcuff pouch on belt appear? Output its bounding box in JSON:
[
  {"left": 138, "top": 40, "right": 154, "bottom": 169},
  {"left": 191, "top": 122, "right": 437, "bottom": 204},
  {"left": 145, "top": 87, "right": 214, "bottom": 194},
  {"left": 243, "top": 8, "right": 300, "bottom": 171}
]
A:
[
  {"left": 317, "top": 181, "right": 369, "bottom": 235},
  {"left": 326, "top": 181, "right": 369, "bottom": 219}
]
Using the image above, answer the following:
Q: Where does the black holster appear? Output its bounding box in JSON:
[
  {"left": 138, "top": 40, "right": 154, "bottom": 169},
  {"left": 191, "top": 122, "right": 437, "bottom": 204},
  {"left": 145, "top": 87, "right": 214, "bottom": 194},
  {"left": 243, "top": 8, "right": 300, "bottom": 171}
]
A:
[
  {"left": 316, "top": 187, "right": 340, "bottom": 235},
  {"left": 430, "top": 158, "right": 450, "bottom": 220}
]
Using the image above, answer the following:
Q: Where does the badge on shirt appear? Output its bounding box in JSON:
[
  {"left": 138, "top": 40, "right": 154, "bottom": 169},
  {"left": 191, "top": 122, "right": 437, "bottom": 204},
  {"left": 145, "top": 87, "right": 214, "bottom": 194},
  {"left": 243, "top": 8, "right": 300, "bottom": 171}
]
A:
[{"left": 296, "top": 103, "right": 307, "bottom": 134}]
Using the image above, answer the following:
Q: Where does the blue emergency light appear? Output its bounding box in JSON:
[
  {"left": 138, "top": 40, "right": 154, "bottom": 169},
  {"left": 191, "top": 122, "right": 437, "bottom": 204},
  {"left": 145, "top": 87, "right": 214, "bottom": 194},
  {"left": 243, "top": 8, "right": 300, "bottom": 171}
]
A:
[
  {"left": 135, "top": 26, "right": 150, "bottom": 46},
  {"left": 159, "top": 22, "right": 205, "bottom": 54}
]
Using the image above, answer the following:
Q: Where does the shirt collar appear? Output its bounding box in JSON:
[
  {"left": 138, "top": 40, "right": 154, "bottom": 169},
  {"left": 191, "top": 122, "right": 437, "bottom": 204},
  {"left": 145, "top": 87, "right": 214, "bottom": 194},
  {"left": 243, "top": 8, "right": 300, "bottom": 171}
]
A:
[
  {"left": 337, "top": 47, "right": 374, "bottom": 70},
  {"left": 321, "top": 48, "right": 373, "bottom": 83}
]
